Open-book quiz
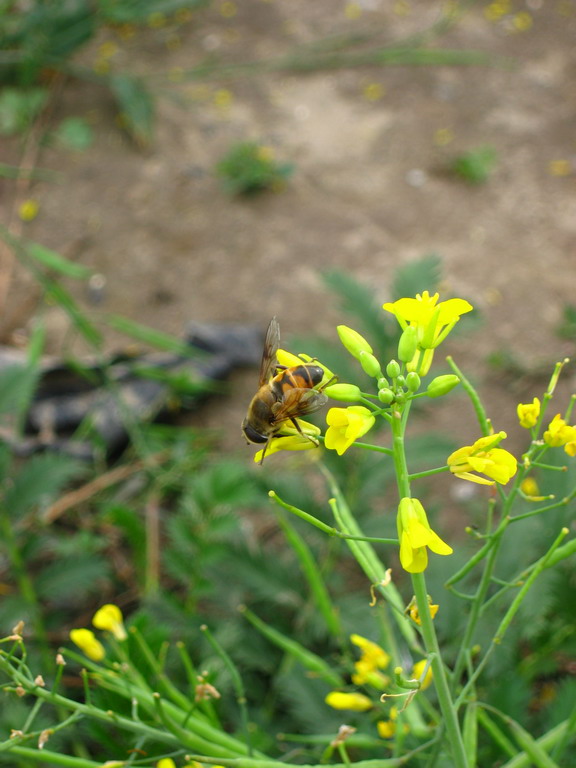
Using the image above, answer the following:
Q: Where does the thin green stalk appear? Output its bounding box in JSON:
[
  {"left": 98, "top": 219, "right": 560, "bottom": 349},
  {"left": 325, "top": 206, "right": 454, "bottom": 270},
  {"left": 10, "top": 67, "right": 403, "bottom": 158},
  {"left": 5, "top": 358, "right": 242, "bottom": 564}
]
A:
[
  {"left": 500, "top": 722, "right": 569, "bottom": 768},
  {"left": 447, "top": 357, "right": 490, "bottom": 434},
  {"left": 388, "top": 406, "right": 469, "bottom": 768},
  {"left": 200, "top": 625, "right": 252, "bottom": 756}
]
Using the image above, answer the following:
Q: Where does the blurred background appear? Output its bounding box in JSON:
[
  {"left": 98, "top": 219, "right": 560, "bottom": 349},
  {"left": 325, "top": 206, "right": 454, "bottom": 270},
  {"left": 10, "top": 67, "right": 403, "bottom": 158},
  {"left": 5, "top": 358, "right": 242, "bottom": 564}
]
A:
[{"left": 1, "top": 1, "right": 576, "bottom": 763}]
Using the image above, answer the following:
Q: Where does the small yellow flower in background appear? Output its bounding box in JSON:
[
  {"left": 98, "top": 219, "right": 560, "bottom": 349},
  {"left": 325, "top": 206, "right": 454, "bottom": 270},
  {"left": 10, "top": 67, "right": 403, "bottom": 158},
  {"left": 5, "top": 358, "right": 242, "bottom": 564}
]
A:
[
  {"left": 325, "top": 406, "right": 375, "bottom": 455},
  {"left": 213, "top": 89, "right": 233, "bottom": 109},
  {"left": 350, "top": 634, "right": 390, "bottom": 670},
  {"left": 148, "top": 11, "right": 167, "bottom": 27},
  {"left": 377, "top": 719, "right": 395, "bottom": 738},
  {"left": 220, "top": 1, "right": 237, "bottom": 17},
  {"left": 484, "top": 1, "right": 510, "bottom": 21},
  {"left": 394, "top": 0, "right": 412, "bottom": 15},
  {"left": 407, "top": 596, "right": 439, "bottom": 626},
  {"left": 548, "top": 160, "right": 572, "bottom": 177},
  {"left": 520, "top": 477, "right": 542, "bottom": 499},
  {"left": 18, "top": 199, "right": 39, "bottom": 222},
  {"left": 157, "top": 759, "right": 176, "bottom": 768},
  {"left": 412, "top": 659, "right": 433, "bottom": 690},
  {"left": 69, "top": 629, "right": 105, "bottom": 661},
  {"left": 434, "top": 127, "right": 454, "bottom": 146},
  {"left": 345, "top": 2, "right": 362, "bottom": 19},
  {"left": 325, "top": 691, "right": 373, "bottom": 711},
  {"left": 92, "top": 604, "right": 127, "bottom": 641},
  {"left": 543, "top": 414, "right": 576, "bottom": 449},
  {"left": 350, "top": 634, "right": 390, "bottom": 688},
  {"left": 517, "top": 397, "right": 540, "bottom": 428},
  {"left": 513, "top": 11, "right": 533, "bottom": 30},
  {"left": 447, "top": 431, "right": 517, "bottom": 485},
  {"left": 363, "top": 83, "right": 385, "bottom": 102},
  {"left": 98, "top": 42, "right": 118, "bottom": 59},
  {"left": 397, "top": 498, "right": 452, "bottom": 574}
]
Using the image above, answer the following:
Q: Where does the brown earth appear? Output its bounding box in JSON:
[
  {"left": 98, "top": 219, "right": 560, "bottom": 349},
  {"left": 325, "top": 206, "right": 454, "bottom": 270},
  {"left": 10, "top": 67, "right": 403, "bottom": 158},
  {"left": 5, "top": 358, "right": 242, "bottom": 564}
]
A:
[{"left": 2, "top": 0, "right": 576, "bottom": 459}]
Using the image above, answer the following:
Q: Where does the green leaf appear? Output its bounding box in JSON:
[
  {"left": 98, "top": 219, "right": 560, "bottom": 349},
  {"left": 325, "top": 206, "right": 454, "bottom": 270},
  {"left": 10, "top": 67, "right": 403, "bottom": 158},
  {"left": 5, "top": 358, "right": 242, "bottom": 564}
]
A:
[
  {"left": 26, "top": 242, "right": 92, "bottom": 279},
  {"left": 110, "top": 74, "right": 154, "bottom": 148},
  {"left": 106, "top": 314, "right": 193, "bottom": 355},
  {"left": 5, "top": 453, "right": 85, "bottom": 518},
  {"left": 0, "top": 364, "right": 39, "bottom": 421},
  {"left": 52, "top": 117, "right": 94, "bottom": 151},
  {"left": 37, "top": 553, "right": 112, "bottom": 603},
  {"left": 41, "top": 277, "right": 102, "bottom": 347}
]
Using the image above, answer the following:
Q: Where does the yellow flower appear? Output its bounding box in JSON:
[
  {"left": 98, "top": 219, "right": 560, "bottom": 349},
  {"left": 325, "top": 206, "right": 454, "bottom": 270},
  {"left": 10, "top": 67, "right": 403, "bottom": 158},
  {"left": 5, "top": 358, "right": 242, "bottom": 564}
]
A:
[
  {"left": 325, "top": 691, "right": 373, "bottom": 711},
  {"left": 520, "top": 477, "right": 541, "bottom": 498},
  {"left": 350, "top": 634, "right": 389, "bottom": 669},
  {"left": 350, "top": 634, "right": 390, "bottom": 688},
  {"left": 383, "top": 291, "right": 473, "bottom": 350},
  {"left": 69, "top": 629, "right": 105, "bottom": 661},
  {"left": 543, "top": 414, "right": 576, "bottom": 448},
  {"left": 377, "top": 719, "right": 395, "bottom": 738},
  {"left": 517, "top": 397, "right": 540, "bottom": 428},
  {"left": 157, "top": 760, "right": 177, "bottom": 768},
  {"left": 397, "top": 498, "right": 452, "bottom": 574},
  {"left": 325, "top": 406, "right": 375, "bottom": 455},
  {"left": 412, "top": 659, "right": 433, "bottom": 690},
  {"left": 18, "top": 199, "right": 39, "bottom": 221},
  {"left": 407, "top": 597, "right": 439, "bottom": 626},
  {"left": 447, "top": 431, "right": 517, "bottom": 486},
  {"left": 92, "top": 604, "right": 127, "bottom": 641},
  {"left": 253, "top": 418, "right": 321, "bottom": 462}
]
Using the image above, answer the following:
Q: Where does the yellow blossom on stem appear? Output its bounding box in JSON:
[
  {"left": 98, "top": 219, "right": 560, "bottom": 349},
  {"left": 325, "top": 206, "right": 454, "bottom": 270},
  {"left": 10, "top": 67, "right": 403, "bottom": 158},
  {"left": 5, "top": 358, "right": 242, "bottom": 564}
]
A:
[
  {"left": 350, "top": 634, "right": 390, "bottom": 670},
  {"left": 92, "top": 604, "right": 127, "bottom": 641},
  {"left": 517, "top": 397, "right": 540, "bottom": 428},
  {"left": 69, "top": 629, "right": 105, "bottom": 661},
  {"left": 412, "top": 659, "right": 433, "bottom": 690},
  {"left": 407, "top": 597, "right": 439, "bottom": 626},
  {"left": 325, "top": 691, "right": 373, "bottom": 711},
  {"left": 397, "top": 498, "right": 452, "bottom": 574},
  {"left": 157, "top": 760, "right": 177, "bottom": 768},
  {"left": 377, "top": 719, "right": 396, "bottom": 739},
  {"left": 447, "top": 431, "right": 517, "bottom": 485},
  {"left": 325, "top": 406, "right": 375, "bottom": 455},
  {"left": 253, "top": 418, "right": 321, "bottom": 463},
  {"left": 383, "top": 291, "right": 473, "bottom": 350},
  {"left": 543, "top": 414, "right": 576, "bottom": 448}
]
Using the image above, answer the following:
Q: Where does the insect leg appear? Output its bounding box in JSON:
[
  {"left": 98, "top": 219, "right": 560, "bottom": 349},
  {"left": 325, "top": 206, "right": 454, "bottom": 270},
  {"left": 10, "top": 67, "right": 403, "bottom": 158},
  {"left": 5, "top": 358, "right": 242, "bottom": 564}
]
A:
[{"left": 289, "top": 417, "right": 319, "bottom": 446}]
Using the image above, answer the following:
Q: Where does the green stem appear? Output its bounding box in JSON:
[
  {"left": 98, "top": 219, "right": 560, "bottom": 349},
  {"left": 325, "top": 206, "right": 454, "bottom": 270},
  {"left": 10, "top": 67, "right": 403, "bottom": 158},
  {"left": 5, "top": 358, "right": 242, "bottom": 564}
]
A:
[{"left": 389, "top": 407, "right": 469, "bottom": 768}]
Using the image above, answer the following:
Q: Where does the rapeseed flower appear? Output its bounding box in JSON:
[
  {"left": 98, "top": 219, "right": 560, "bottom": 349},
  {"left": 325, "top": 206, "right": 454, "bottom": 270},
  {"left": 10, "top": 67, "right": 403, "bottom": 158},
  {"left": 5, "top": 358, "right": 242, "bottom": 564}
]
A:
[
  {"left": 325, "top": 406, "right": 375, "bottom": 455},
  {"left": 397, "top": 498, "right": 452, "bottom": 574},
  {"left": 543, "top": 414, "right": 576, "bottom": 449},
  {"left": 69, "top": 629, "right": 105, "bottom": 661},
  {"left": 325, "top": 691, "right": 373, "bottom": 712},
  {"left": 92, "top": 604, "right": 127, "bottom": 641},
  {"left": 517, "top": 397, "right": 540, "bottom": 428},
  {"left": 447, "top": 432, "right": 517, "bottom": 485}
]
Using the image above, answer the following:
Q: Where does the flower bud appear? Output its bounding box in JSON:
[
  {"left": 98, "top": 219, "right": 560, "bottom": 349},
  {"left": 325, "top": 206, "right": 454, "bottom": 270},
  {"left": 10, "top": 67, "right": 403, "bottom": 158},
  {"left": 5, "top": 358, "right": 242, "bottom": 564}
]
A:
[
  {"left": 395, "top": 374, "right": 406, "bottom": 388},
  {"left": 324, "top": 383, "right": 362, "bottom": 402},
  {"left": 378, "top": 388, "right": 395, "bottom": 404},
  {"left": 386, "top": 359, "right": 401, "bottom": 379},
  {"left": 405, "top": 372, "right": 421, "bottom": 392},
  {"left": 337, "top": 325, "right": 373, "bottom": 359},
  {"left": 426, "top": 374, "right": 460, "bottom": 398},
  {"left": 394, "top": 392, "right": 407, "bottom": 405},
  {"left": 377, "top": 377, "right": 389, "bottom": 390},
  {"left": 359, "top": 351, "right": 382, "bottom": 378},
  {"left": 398, "top": 326, "right": 418, "bottom": 363}
]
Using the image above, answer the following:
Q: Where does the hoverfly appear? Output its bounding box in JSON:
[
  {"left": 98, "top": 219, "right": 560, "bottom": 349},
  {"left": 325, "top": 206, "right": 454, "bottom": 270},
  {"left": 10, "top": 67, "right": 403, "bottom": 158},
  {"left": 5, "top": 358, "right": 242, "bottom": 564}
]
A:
[{"left": 242, "top": 317, "right": 334, "bottom": 463}]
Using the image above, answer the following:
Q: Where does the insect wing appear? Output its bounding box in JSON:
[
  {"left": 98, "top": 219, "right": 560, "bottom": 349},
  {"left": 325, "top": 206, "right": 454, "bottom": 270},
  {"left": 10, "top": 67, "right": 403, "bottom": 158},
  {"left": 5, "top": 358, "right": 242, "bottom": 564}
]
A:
[
  {"left": 258, "top": 317, "right": 280, "bottom": 386},
  {"left": 271, "top": 387, "right": 328, "bottom": 423}
]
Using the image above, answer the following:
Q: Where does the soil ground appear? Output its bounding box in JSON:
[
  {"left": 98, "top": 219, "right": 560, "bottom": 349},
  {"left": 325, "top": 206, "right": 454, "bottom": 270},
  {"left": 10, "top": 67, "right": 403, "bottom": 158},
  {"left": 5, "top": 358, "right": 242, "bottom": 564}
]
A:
[{"left": 2, "top": 0, "right": 576, "bottom": 459}]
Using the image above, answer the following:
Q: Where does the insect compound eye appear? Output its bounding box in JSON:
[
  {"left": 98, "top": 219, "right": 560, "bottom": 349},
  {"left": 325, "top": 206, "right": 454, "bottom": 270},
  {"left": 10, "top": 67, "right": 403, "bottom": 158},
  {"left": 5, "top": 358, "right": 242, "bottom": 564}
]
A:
[{"left": 242, "top": 423, "right": 268, "bottom": 444}]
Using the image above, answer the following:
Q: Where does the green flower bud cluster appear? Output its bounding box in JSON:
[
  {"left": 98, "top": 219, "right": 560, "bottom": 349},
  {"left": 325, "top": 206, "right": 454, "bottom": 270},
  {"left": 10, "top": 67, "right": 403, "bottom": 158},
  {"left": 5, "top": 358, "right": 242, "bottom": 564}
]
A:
[{"left": 331, "top": 324, "right": 460, "bottom": 410}]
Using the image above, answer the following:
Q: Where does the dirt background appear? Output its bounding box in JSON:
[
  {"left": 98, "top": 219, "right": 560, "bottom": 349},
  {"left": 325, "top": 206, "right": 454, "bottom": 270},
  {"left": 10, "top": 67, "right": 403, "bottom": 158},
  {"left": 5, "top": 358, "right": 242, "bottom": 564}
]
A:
[{"left": 3, "top": 0, "right": 576, "bottom": 457}]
